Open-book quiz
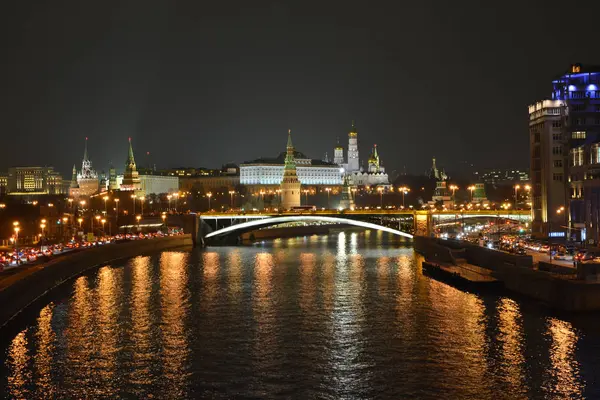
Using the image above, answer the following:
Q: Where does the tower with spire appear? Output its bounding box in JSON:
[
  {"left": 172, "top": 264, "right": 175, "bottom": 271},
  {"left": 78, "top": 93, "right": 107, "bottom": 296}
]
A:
[
  {"left": 346, "top": 120, "right": 360, "bottom": 172},
  {"left": 121, "top": 138, "right": 141, "bottom": 191},
  {"left": 69, "top": 164, "right": 79, "bottom": 189},
  {"left": 368, "top": 144, "right": 381, "bottom": 173},
  {"left": 70, "top": 137, "right": 99, "bottom": 197},
  {"left": 280, "top": 130, "right": 301, "bottom": 209},
  {"left": 333, "top": 137, "right": 344, "bottom": 166},
  {"left": 108, "top": 162, "right": 118, "bottom": 191}
]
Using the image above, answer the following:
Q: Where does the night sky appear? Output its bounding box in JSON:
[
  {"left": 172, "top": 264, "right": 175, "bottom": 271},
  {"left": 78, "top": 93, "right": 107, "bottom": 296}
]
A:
[{"left": 2, "top": 1, "right": 600, "bottom": 178}]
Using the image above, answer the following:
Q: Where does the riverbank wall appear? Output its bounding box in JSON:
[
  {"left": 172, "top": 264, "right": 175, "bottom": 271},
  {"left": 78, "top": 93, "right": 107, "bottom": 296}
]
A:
[
  {"left": 414, "top": 236, "right": 600, "bottom": 311},
  {"left": 0, "top": 235, "right": 193, "bottom": 328}
]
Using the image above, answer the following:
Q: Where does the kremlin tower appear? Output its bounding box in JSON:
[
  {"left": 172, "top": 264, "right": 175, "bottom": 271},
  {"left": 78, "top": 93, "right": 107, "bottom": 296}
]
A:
[
  {"left": 280, "top": 130, "right": 301, "bottom": 209},
  {"left": 120, "top": 138, "right": 141, "bottom": 191},
  {"left": 69, "top": 137, "right": 99, "bottom": 198}
]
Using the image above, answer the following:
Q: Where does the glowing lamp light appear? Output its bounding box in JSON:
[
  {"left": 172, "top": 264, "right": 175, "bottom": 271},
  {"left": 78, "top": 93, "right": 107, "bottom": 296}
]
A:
[
  {"left": 568, "top": 85, "right": 576, "bottom": 91},
  {"left": 587, "top": 84, "right": 598, "bottom": 91}
]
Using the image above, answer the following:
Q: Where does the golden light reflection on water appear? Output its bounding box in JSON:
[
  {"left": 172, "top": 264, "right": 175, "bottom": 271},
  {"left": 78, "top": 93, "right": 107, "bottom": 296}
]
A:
[
  {"left": 425, "top": 278, "right": 487, "bottom": 394},
  {"left": 95, "top": 266, "right": 121, "bottom": 393},
  {"left": 34, "top": 304, "right": 56, "bottom": 396},
  {"left": 497, "top": 298, "right": 526, "bottom": 393},
  {"left": 546, "top": 318, "right": 584, "bottom": 398},
  {"left": 159, "top": 251, "right": 191, "bottom": 396},
  {"left": 64, "top": 276, "right": 93, "bottom": 392},
  {"left": 252, "top": 252, "right": 275, "bottom": 360},
  {"left": 130, "top": 256, "right": 153, "bottom": 388},
  {"left": 227, "top": 250, "right": 243, "bottom": 299},
  {"left": 7, "top": 330, "right": 31, "bottom": 398},
  {"left": 377, "top": 256, "right": 390, "bottom": 296},
  {"left": 202, "top": 252, "right": 220, "bottom": 303},
  {"left": 299, "top": 252, "right": 316, "bottom": 312}
]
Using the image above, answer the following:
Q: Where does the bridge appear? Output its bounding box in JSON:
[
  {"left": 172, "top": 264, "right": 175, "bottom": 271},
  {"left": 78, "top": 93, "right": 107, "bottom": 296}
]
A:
[{"left": 192, "top": 209, "right": 531, "bottom": 245}]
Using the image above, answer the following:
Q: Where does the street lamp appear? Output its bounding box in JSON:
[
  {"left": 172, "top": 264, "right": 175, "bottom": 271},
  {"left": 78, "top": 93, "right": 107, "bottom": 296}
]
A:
[
  {"left": 377, "top": 187, "right": 384, "bottom": 208},
  {"left": 114, "top": 198, "right": 120, "bottom": 216},
  {"left": 13, "top": 225, "right": 20, "bottom": 263},
  {"left": 303, "top": 189, "right": 309, "bottom": 205},
  {"left": 136, "top": 215, "right": 141, "bottom": 231},
  {"left": 167, "top": 194, "right": 172, "bottom": 211},
  {"left": 101, "top": 218, "right": 106, "bottom": 235},
  {"left": 79, "top": 200, "right": 86, "bottom": 209},
  {"left": 514, "top": 184, "right": 520, "bottom": 209},
  {"left": 229, "top": 190, "right": 235, "bottom": 209},
  {"left": 140, "top": 196, "right": 145, "bottom": 216},
  {"left": 468, "top": 185, "right": 476, "bottom": 203},
  {"left": 449, "top": 185, "right": 459, "bottom": 208},
  {"left": 206, "top": 192, "right": 212, "bottom": 211},
  {"left": 398, "top": 186, "right": 410, "bottom": 208},
  {"left": 78, "top": 218, "right": 83, "bottom": 230},
  {"left": 325, "top": 187, "right": 332, "bottom": 209},
  {"left": 68, "top": 198, "right": 73, "bottom": 210},
  {"left": 131, "top": 194, "right": 137, "bottom": 215},
  {"left": 103, "top": 196, "right": 109, "bottom": 215},
  {"left": 173, "top": 192, "right": 179, "bottom": 213}
]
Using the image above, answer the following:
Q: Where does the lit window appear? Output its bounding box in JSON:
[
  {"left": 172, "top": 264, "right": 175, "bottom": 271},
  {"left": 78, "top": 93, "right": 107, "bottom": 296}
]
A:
[{"left": 572, "top": 131, "right": 586, "bottom": 139}]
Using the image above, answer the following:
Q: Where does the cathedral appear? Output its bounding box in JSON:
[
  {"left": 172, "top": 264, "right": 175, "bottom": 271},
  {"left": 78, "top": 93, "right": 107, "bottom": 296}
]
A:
[
  {"left": 69, "top": 138, "right": 99, "bottom": 198},
  {"left": 334, "top": 121, "right": 389, "bottom": 186}
]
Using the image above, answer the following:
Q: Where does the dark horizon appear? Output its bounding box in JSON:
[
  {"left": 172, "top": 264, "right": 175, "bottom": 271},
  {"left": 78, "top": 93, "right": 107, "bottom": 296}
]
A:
[{"left": 2, "top": 1, "right": 599, "bottom": 177}]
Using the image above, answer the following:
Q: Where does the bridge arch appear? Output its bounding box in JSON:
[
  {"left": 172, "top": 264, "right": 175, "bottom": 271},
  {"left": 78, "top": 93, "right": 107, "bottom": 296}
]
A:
[{"left": 204, "top": 215, "right": 414, "bottom": 239}]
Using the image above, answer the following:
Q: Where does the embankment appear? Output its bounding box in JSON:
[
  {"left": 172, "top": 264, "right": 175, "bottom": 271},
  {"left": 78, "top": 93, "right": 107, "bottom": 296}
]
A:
[
  {"left": 0, "top": 235, "right": 193, "bottom": 328},
  {"left": 415, "top": 236, "right": 600, "bottom": 311}
]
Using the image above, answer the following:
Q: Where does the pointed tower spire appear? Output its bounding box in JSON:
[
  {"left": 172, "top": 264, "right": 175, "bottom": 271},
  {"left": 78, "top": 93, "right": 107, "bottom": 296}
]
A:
[
  {"left": 286, "top": 129, "right": 293, "bottom": 149},
  {"left": 83, "top": 137, "right": 89, "bottom": 161},
  {"left": 127, "top": 137, "right": 136, "bottom": 167},
  {"left": 373, "top": 143, "right": 379, "bottom": 159}
]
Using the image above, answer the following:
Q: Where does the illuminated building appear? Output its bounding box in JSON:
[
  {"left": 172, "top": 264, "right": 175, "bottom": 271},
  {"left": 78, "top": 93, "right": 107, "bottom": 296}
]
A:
[
  {"left": 70, "top": 138, "right": 99, "bottom": 198},
  {"left": 280, "top": 130, "right": 301, "bottom": 209},
  {"left": 479, "top": 168, "right": 529, "bottom": 185},
  {"left": 0, "top": 173, "right": 7, "bottom": 195},
  {"left": 177, "top": 165, "right": 240, "bottom": 193},
  {"left": 120, "top": 138, "right": 141, "bottom": 192},
  {"left": 333, "top": 139, "right": 344, "bottom": 165},
  {"left": 529, "top": 100, "right": 567, "bottom": 238},
  {"left": 347, "top": 120, "right": 360, "bottom": 172},
  {"left": 7, "top": 167, "right": 65, "bottom": 195},
  {"left": 240, "top": 152, "right": 341, "bottom": 189},
  {"left": 334, "top": 121, "right": 389, "bottom": 186},
  {"left": 533, "top": 64, "right": 600, "bottom": 242},
  {"left": 108, "top": 163, "right": 119, "bottom": 190}
]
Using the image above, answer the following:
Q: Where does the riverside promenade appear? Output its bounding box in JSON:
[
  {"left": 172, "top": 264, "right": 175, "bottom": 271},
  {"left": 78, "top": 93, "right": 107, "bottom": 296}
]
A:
[{"left": 0, "top": 234, "right": 193, "bottom": 329}]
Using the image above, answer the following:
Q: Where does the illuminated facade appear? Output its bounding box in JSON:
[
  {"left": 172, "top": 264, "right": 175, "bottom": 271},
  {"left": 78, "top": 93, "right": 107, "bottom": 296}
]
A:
[
  {"left": 550, "top": 64, "right": 600, "bottom": 243},
  {"left": 529, "top": 99, "right": 567, "bottom": 238},
  {"left": 240, "top": 153, "right": 342, "bottom": 187},
  {"left": 7, "top": 167, "right": 65, "bottom": 195},
  {"left": 334, "top": 121, "right": 389, "bottom": 186},
  {"left": 70, "top": 138, "right": 99, "bottom": 198}
]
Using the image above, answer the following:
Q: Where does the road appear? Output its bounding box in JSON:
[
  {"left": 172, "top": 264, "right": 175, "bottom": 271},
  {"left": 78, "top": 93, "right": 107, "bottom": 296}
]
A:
[{"left": 527, "top": 250, "right": 574, "bottom": 269}]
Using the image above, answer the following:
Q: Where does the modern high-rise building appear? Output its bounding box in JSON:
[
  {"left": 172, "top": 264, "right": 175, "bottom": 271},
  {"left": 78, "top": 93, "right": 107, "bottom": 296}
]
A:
[
  {"left": 529, "top": 100, "right": 567, "bottom": 238},
  {"left": 280, "top": 130, "right": 301, "bottom": 209},
  {"left": 548, "top": 64, "right": 600, "bottom": 243}
]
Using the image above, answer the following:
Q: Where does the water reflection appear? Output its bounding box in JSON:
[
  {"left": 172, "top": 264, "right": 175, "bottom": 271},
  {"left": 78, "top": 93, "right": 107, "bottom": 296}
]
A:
[
  {"left": 34, "top": 304, "right": 56, "bottom": 396},
  {"left": 545, "top": 318, "right": 584, "bottom": 398},
  {"left": 129, "top": 256, "right": 154, "bottom": 394},
  {"left": 159, "top": 251, "right": 191, "bottom": 397},
  {"left": 2, "top": 233, "right": 598, "bottom": 399},
  {"left": 7, "top": 331, "right": 31, "bottom": 398}
]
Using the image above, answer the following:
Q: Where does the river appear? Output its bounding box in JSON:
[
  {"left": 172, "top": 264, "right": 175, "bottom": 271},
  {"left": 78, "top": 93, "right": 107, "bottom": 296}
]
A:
[{"left": 1, "top": 231, "right": 599, "bottom": 399}]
